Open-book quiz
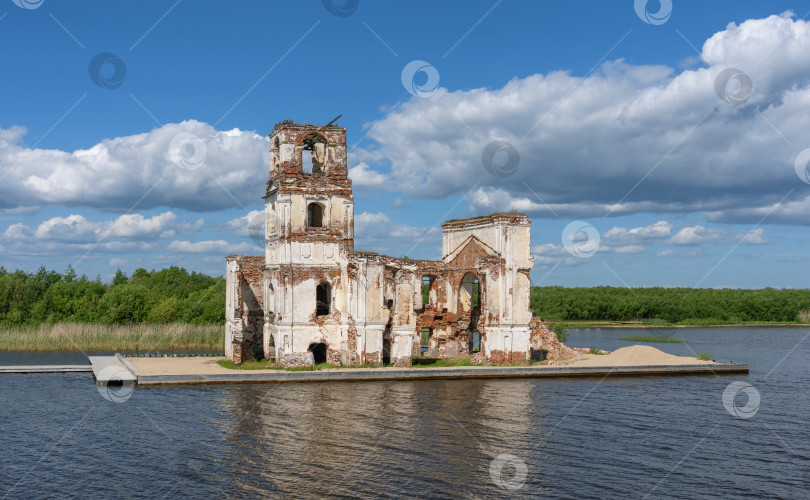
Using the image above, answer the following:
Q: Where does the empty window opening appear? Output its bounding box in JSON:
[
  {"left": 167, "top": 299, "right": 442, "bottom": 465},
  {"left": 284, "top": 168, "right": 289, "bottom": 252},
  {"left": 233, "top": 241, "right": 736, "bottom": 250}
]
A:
[
  {"left": 302, "top": 134, "right": 326, "bottom": 174},
  {"left": 422, "top": 276, "right": 434, "bottom": 305},
  {"left": 420, "top": 327, "right": 432, "bottom": 355},
  {"left": 307, "top": 203, "right": 324, "bottom": 228},
  {"left": 272, "top": 138, "right": 281, "bottom": 170},
  {"left": 470, "top": 330, "right": 481, "bottom": 353},
  {"left": 316, "top": 282, "right": 331, "bottom": 316},
  {"left": 308, "top": 342, "right": 327, "bottom": 364},
  {"left": 461, "top": 273, "right": 481, "bottom": 310},
  {"left": 303, "top": 148, "right": 314, "bottom": 174}
]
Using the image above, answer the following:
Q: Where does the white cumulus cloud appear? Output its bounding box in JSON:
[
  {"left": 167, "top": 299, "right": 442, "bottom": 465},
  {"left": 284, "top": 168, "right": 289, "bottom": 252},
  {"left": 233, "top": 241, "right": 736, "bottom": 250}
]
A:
[
  {"left": 348, "top": 162, "right": 389, "bottom": 188},
  {"left": 355, "top": 13, "right": 810, "bottom": 225},
  {"left": 0, "top": 120, "right": 268, "bottom": 212},
  {"left": 668, "top": 225, "right": 728, "bottom": 245},
  {"left": 168, "top": 240, "right": 258, "bottom": 254}
]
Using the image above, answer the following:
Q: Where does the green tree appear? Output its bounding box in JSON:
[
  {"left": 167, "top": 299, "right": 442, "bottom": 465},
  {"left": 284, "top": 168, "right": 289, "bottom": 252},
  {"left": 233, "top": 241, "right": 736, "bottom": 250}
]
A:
[
  {"left": 112, "top": 268, "right": 128, "bottom": 286},
  {"left": 147, "top": 296, "right": 180, "bottom": 323},
  {"left": 99, "top": 284, "right": 149, "bottom": 324}
]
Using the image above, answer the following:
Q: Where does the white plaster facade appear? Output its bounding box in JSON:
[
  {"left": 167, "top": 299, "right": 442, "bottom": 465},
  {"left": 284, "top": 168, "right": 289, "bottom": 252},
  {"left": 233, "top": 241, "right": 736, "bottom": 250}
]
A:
[{"left": 225, "top": 122, "right": 543, "bottom": 366}]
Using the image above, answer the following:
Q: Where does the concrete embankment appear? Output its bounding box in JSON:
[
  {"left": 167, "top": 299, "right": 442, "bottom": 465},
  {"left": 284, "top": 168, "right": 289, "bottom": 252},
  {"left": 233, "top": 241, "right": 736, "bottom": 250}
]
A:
[
  {"left": 119, "top": 355, "right": 748, "bottom": 386},
  {"left": 2, "top": 347, "right": 749, "bottom": 385}
]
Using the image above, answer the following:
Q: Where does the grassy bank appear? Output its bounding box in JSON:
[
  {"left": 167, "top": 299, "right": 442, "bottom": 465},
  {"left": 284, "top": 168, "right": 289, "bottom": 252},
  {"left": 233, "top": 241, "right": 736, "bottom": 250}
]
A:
[
  {"left": 0, "top": 323, "right": 223, "bottom": 351},
  {"left": 216, "top": 359, "right": 381, "bottom": 371},
  {"left": 217, "top": 357, "right": 537, "bottom": 370}
]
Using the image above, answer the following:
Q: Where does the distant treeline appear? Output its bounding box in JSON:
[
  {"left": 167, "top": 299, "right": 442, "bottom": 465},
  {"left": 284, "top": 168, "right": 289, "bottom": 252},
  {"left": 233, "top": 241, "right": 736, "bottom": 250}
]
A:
[
  {"left": 531, "top": 286, "right": 810, "bottom": 324},
  {"left": 0, "top": 266, "right": 224, "bottom": 326},
  {"left": 3, "top": 266, "right": 809, "bottom": 327}
]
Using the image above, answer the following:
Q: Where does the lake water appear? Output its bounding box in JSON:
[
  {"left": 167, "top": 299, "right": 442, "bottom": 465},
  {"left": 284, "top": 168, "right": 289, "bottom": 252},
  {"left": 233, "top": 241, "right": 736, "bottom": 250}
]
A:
[{"left": 1, "top": 327, "right": 808, "bottom": 498}]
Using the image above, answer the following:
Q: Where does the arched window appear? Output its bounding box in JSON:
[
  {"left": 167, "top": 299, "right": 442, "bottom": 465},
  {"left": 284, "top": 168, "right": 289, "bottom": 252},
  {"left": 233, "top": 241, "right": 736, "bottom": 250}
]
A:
[
  {"left": 461, "top": 272, "right": 481, "bottom": 310},
  {"left": 307, "top": 203, "right": 323, "bottom": 228},
  {"left": 302, "top": 133, "right": 326, "bottom": 174},
  {"left": 316, "top": 282, "right": 331, "bottom": 316}
]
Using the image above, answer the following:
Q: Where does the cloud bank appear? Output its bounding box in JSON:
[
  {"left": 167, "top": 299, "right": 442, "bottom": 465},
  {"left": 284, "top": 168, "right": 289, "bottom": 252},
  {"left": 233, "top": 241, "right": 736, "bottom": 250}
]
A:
[
  {"left": 0, "top": 120, "right": 268, "bottom": 212},
  {"left": 356, "top": 12, "right": 810, "bottom": 224}
]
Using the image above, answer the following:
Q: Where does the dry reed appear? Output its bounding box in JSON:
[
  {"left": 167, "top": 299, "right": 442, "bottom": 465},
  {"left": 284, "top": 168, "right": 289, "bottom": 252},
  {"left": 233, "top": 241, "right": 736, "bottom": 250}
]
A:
[{"left": 0, "top": 323, "right": 223, "bottom": 352}]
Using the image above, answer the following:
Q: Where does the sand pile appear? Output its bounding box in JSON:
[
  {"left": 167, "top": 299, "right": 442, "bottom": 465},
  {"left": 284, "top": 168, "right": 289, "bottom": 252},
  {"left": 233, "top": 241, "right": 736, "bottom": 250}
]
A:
[{"left": 567, "top": 344, "right": 713, "bottom": 367}]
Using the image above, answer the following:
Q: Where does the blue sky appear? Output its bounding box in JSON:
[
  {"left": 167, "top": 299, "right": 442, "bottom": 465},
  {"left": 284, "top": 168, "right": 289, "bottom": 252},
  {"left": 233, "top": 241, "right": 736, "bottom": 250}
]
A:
[{"left": 1, "top": 0, "right": 810, "bottom": 288}]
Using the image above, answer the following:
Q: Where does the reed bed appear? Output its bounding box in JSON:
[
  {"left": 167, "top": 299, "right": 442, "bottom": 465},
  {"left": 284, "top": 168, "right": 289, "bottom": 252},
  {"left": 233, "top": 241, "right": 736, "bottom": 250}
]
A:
[{"left": 0, "top": 323, "right": 224, "bottom": 352}]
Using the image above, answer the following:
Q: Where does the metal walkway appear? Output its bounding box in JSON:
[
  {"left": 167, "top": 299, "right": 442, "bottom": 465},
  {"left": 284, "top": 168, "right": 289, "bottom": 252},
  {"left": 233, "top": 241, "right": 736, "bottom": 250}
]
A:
[
  {"left": 0, "top": 356, "right": 137, "bottom": 382},
  {"left": 0, "top": 365, "right": 92, "bottom": 373}
]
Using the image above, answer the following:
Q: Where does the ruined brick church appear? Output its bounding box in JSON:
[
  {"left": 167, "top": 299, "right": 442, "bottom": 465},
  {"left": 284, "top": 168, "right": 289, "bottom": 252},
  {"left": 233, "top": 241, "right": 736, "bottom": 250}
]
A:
[{"left": 226, "top": 121, "right": 563, "bottom": 366}]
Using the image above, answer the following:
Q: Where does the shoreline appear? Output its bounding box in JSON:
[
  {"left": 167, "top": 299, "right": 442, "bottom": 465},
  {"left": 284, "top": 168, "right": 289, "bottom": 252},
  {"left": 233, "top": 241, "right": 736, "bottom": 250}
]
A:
[
  {"left": 1, "top": 322, "right": 808, "bottom": 353},
  {"left": 561, "top": 322, "right": 810, "bottom": 329},
  {"left": 117, "top": 353, "right": 748, "bottom": 385}
]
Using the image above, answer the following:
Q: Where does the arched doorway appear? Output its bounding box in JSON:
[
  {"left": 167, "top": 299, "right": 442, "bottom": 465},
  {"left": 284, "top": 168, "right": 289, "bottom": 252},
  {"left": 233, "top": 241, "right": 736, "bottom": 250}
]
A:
[
  {"left": 308, "top": 342, "right": 327, "bottom": 364},
  {"left": 382, "top": 332, "right": 391, "bottom": 365}
]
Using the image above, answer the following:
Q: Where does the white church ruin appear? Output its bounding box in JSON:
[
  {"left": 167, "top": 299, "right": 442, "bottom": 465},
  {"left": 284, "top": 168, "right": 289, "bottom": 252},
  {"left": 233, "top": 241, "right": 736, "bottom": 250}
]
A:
[{"left": 225, "top": 121, "right": 566, "bottom": 366}]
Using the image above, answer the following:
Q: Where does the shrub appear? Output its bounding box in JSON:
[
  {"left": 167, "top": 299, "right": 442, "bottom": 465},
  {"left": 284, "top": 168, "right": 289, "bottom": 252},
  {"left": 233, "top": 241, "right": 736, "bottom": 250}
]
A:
[{"left": 550, "top": 323, "right": 569, "bottom": 343}]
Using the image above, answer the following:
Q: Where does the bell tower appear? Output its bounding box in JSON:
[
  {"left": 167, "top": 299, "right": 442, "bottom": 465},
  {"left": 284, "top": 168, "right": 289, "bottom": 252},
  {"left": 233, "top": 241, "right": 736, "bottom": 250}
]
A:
[
  {"left": 261, "top": 120, "right": 355, "bottom": 365},
  {"left": 264, "top": 121, "right": 354, "bottom": 266}
]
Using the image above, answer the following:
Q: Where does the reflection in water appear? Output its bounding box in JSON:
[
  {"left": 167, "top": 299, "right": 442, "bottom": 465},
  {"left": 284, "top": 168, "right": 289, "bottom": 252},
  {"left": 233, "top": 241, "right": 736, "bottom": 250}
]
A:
[
  {"left": 1, "top": 327, "right": 809, "bottom": 498},
  {"left": 218, "top": 380, "right": 534, "bottom": 498}
]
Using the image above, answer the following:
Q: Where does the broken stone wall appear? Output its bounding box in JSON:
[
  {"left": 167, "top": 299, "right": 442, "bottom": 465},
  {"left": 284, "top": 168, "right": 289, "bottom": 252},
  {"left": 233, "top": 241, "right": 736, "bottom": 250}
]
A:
[{"left": 224, "top": 255, "right": 264, "bottom": 363}]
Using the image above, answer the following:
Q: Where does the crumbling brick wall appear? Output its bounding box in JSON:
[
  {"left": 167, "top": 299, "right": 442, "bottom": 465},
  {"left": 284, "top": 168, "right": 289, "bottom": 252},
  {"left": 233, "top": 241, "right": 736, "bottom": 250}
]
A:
[{"left": 225, "top": 255, "right": 264, "bottom": 363}]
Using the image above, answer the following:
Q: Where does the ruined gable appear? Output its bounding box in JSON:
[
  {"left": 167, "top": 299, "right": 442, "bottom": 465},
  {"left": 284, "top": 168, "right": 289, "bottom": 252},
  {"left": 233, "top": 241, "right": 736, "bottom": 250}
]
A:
[{"left": 447, "top": 237, "right": 498, "bottom": 269}]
